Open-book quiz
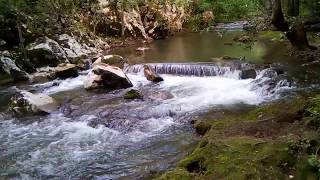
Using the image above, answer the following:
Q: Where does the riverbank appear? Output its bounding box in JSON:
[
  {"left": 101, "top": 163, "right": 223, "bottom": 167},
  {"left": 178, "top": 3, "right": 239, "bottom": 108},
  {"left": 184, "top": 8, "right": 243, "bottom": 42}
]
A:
[{"left": 158, "top": 94, "right": 320, "bottom": 179}]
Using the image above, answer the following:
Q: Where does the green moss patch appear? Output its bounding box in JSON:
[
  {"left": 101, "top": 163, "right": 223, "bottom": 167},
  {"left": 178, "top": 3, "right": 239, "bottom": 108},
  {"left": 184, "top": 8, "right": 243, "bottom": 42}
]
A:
[
  {"left": 124, "top": 89, "right": 143, "bottom": 100},
  {"left": 158, "top": 96, "right": 320, "bottom": 179},
  {"left": 259, "top": 31, "right": 287, "bottom": 42}
]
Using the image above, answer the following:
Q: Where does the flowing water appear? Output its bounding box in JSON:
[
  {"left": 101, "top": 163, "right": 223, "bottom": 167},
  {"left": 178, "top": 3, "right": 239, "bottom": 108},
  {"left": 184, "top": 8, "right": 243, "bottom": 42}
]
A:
[{"left": 0, "top": 29, "right": 304, "bottom": 179}]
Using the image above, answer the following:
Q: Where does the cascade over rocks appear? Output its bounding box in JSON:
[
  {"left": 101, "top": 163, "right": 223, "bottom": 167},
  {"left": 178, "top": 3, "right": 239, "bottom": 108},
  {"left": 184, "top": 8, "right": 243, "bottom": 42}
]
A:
[
  {"left": 240, "top": 69, "right": 257, "bottom": 79},
  {"left": 143, "top": 65, "right": 164, "bottom": 82},
  {"left": 9, "top": 91, "right": 58, "bottom": 116},
  {"left": 251, "top": 68, "right": 293, "bottom": 96},
  {"left": 84, "top": 63, "right": 133, "bottom": 91},
  {"left": 0, "top": 51, "right": 29, "bottom": 81}
]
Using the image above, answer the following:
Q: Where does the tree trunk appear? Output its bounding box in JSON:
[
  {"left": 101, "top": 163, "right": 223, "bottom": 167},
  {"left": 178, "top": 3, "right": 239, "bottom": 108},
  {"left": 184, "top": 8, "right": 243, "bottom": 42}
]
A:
[
  {"left": 287, "top": 0, "right": 299, "bottom": 17},
  {"left": 121, "top": 4, "right": 125, "bottom": 44},
  {"left": 286, "top": 20, "right": 312, "bottom": 50},
  {"left": 266, "top": 0, "right": 273, "bottom": 13},
  {"left": 271, "top": 0, "right": 289, "bottom": 31},
  {"left": 16, "top": 17, "right": 27, "bottom": 60}
]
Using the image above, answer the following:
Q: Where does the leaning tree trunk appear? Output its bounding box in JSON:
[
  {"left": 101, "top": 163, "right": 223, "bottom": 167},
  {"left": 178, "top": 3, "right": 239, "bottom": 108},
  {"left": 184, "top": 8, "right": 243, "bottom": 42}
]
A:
[
  {"left": 271, "top": 0, "right": 289, "bottom": 31},
  {"left": 286, "top": 20, "right": 312, "bottom": 50}
]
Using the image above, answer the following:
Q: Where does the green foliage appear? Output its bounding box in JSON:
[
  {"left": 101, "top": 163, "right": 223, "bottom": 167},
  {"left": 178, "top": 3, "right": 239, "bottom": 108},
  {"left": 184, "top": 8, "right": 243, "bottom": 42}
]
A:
[
  {"left": 0, "top": 0, "right": 96, "bottom": 37},
  {"left": 300, "top": 0, "right": 320, "bottom": 17},
  {"left": 193, "top": 0, "right": 264, "bottom": 22},
  {"left": 304, "top": 96, "right": 320, "bottom": 128}
]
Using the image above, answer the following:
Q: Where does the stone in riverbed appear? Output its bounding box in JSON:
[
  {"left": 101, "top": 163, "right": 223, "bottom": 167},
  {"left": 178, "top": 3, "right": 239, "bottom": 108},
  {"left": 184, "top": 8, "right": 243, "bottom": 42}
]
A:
[
  {"left": 144, "top": 65, "right": 163, "bottom": 82},
  {"left": 240, "top": 69, "right": 257, "bottom": 79},
  {"left": 124, "top": 89, "right": 143, "bottom": 100},
  {"left": 54, "top": 63, "right": 79, "bottom": 79},
  {"left": 9, "top": 91, "right": 58, "bottom": 116},
  {"left": 136, "top": 47, "right": 150, "bottom": 52},
  {"left": 84, "top": 63, "right": 133, "bottom": 91},
  {"left": 233, "top": 35, "right": 251, "bottom": 43}
]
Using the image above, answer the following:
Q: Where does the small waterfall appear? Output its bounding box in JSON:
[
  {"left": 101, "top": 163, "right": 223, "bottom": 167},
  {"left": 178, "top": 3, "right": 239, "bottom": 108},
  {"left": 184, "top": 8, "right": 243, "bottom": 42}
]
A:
[
  {"left": 124, "top": 63, "right": 242, "bottom": 79},
  {"left": 214, "top": 21, "right": 249, "bottom": 31}
]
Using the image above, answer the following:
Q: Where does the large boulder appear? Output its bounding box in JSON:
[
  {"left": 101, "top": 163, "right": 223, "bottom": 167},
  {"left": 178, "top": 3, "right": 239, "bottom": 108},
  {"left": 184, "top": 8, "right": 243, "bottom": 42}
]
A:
[
  {"left": 57, "top": 34, "right": 95, "bottom": 61},
  {"left": 9, "top": 91, "right": 58, "bottom": 116},
  {"left": 27, "top": 37, "right": 67, "bottom": 67},
  {"left": 54, "top": 63, "right": 79, "bottom": 79},
  {"left": 84, "top": 63, "right": 133, "bottom": 90},
  {"left": 0, "top": 51, "right": 29, "bottom": 81},
  {"left": 93, "top": 55, "right": 127, "bottom": 69},
  {"left": 29, "top": 67, "right": 55, "bottom": 83},
  {"left": 144, "top": 65, "right": 164, "bottom": 82}
]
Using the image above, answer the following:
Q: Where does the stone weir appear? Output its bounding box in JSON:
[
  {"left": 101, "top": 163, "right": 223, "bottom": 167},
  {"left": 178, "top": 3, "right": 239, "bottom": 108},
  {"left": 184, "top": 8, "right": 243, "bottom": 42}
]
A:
[{"left": 124, "top": 62, "right": 257, "bottom": 79}]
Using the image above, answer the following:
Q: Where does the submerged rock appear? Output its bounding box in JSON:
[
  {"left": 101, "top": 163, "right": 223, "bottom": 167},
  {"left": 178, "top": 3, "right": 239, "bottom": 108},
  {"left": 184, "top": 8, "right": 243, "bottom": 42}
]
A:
[
  {"left": 143, "top": 65, "right": 164, "bottom": 82},
  {"left": 147, "top": 90, "right": 174, "bottom": 101},
  {"left": 9, "top": 91, "right": 58, "bottom": 116},
  {"left": 54, "top": 63, "right": 79, "bottom": 79},
  {"left": 84, "top": 63, "right": 133, "bottom": 91},
  {"left": 0, "top": 51, "right": 29, "bottom": 81},
  {"left": 233, "top": 35, "right": 251, "bottom": 43},
  {"left": 136, "top": 47, "right": 150, "bottom": 52},
  {"left": 93, "top": 55, "right": 127, "bottom": 69},
  {"left": 124, "top": 89, "right": 143, "bottom": 100}
]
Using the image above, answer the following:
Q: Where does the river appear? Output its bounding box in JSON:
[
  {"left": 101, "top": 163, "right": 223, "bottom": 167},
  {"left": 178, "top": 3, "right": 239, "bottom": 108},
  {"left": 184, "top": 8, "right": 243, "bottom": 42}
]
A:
[{"left": 0, "top": 29, "right": 305, "bottom": 179}]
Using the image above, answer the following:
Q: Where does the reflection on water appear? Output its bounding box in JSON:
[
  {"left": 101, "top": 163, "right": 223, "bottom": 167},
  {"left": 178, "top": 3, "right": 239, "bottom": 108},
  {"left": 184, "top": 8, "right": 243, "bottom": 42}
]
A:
[
  {"left": 111, "top": 31, "right": 320, "bottom": 87},
  {"left": 110, "top": 31, "right": 291, "bottom": 64}
]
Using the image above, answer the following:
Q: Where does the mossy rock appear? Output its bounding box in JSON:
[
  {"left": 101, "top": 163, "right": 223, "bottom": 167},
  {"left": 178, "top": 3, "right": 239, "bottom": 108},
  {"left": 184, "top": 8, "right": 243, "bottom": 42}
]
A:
[
  {"left": 194, "top": 121, "right": 211, "bottom": 136},
  {"left": 259, "top": 31, "right": 286, "bottom": 42},
  {"left": 124, "top": 89, "right": 143, "bottom": 100},
  {"left": 93, "top": 55, "right": 127, "bottom": 69}
]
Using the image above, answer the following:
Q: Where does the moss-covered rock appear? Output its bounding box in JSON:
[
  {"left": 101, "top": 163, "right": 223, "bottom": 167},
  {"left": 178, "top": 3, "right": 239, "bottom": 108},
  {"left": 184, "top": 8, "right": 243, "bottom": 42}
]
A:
[
  {"left": 93, "top": 55, "right": 127, "bottom": 69},
  {"left": 259, "top": 31, "right": 287, "bottom": 42},
  {"left": 124, "top": 89, "right": 143, "bottom": 100},
  {"left": 194, "top": 121, "right": 211, "bottom": 136}
]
